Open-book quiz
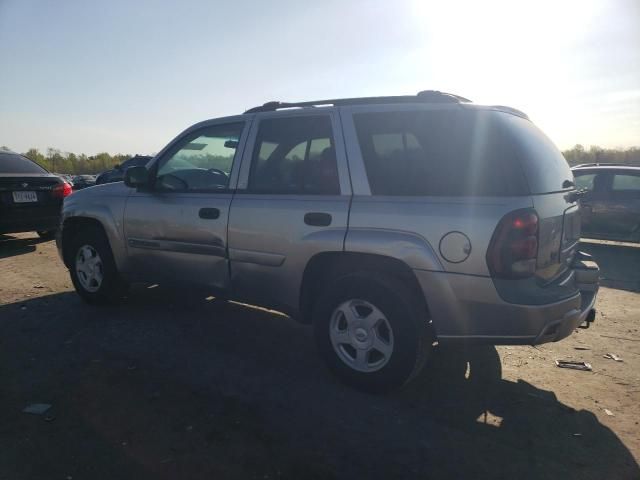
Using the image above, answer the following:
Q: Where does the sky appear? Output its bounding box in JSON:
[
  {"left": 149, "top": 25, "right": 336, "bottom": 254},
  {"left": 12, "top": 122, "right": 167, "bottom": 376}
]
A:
[{"left": 0, "top": 0, "right": 638, "bottom": 155}]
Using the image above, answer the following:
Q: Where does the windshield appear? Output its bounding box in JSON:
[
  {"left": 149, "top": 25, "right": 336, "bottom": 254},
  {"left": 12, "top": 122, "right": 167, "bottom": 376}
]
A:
[{"left": 0, "top": 152, "right": 48, "bottom": 174}]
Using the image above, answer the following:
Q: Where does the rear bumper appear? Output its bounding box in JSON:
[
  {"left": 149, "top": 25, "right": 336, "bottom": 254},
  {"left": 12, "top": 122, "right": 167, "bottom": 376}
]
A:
[
  {"left": 415, "top": 255, "right": 599, "bottom": 345},
  {"left": 0, "top": 215, "right": 60, "bottom": 235}
]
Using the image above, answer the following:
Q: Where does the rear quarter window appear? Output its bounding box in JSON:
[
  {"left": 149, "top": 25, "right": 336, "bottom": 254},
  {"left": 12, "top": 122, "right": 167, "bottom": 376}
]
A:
[{"left": 353, "top": 109, "right": 528, "bottom": 196}]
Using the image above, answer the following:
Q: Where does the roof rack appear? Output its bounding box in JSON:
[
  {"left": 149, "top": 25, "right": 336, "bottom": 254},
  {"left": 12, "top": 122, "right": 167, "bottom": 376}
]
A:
[
  {"left": 244, "top": 90, "right": 471, "bottom": 114},
  {"left": 573, "top": 162, "right": 633, "bottom": 168}
]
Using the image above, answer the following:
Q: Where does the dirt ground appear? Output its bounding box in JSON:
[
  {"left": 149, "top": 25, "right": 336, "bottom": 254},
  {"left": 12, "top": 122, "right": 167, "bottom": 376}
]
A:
[{"left": 1, "top": 233, "right": 639, "bottom": 480}]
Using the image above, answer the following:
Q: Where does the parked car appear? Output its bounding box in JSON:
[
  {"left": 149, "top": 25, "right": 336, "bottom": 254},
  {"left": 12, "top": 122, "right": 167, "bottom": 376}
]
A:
[
  {"left": 572, "top": 164, "right": 640, "bottom": 243},
  {"left": 54, "top": 173, "right": 74, "bottom": 187},
  {"left": 0, "top": 151, "right": 72, "bottom": 239},
  {"left": 95, "top": 155, "right": 152, "bottom": 185},
  {"left": 56, "top": 91, "right": 599, "bottom": 391},
  {"left": 71, "top": 174, "right": 96, "bottom": 190}
]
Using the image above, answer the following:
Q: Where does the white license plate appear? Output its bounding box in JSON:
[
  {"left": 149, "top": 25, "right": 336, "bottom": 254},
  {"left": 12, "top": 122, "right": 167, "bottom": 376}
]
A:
[{"left": 12, "top": 191, "right": 38, "bottom": 203}]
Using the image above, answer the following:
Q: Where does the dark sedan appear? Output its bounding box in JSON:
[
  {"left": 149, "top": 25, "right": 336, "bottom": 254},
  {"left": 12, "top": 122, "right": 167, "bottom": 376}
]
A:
[
  {"left": 95, "top": 155, "right": 152, "bottom": 185},
  {"left": 0, "top": 151, "right": 72, "bottom": 239},
  {"left": 573, "top": 164, "right": 640, "bottom": 243},
  {"left": 71, "top": 174, "right": 96, "bottom": 190}
]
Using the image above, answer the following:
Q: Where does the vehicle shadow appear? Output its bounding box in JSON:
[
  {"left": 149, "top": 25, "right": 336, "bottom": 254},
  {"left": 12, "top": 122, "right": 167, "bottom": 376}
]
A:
[
  {"left": 579, "top": 240, "right": 640, "bottom": 292},
  {"left": 0, "top": 233, "right": 50, "bottom": 259},
  {"left": 0, "top": 289, "right": 638, "bottom": 480}
]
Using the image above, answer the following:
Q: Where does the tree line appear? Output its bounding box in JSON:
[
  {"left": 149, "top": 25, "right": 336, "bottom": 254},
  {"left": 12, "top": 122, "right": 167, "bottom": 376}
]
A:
[{"left": 3, "top": 145, "right": 640, "bottom": 175}]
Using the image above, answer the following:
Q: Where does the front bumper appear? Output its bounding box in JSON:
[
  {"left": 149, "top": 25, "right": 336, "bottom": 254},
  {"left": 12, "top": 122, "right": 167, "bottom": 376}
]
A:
[{"left": 414, "top": 254, "right": 599, "bottom": 345}]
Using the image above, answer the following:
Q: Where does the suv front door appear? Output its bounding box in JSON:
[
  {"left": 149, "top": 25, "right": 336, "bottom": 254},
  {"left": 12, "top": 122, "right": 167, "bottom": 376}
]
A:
[
  {"left": 123, "top": 118, "right": 249, "bottom": 291},
  {"left": 228, "top": 111, "right": 351, "bottom": 315}
]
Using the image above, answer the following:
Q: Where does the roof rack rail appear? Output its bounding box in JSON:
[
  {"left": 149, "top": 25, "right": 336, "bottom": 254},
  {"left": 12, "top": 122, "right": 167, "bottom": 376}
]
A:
[
  {"left": 244, "top": 90, "right": 471, "bottom": 114},
  {"left": 573, "top": 162, "right": 632, "bottom": 168}
]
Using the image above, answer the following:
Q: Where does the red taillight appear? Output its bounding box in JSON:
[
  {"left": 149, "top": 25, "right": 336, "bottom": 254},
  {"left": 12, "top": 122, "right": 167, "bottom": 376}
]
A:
[
  {"left": 52, "top": 182, "right": 73, "bottom": 199},
  {"left": 487, "top": 209, "right": 539, "bottom": 279}
]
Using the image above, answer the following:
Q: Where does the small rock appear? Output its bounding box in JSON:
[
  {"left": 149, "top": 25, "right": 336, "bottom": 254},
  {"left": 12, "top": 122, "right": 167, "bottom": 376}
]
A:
[{"left": 604, "top": 408, "right": 614, "bottom": 416}]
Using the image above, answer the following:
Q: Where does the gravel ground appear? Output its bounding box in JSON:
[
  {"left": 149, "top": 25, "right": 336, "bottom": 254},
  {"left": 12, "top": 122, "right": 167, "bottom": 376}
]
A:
[{"left": 1, "top": 233, "right": 639, "bottom": 479}]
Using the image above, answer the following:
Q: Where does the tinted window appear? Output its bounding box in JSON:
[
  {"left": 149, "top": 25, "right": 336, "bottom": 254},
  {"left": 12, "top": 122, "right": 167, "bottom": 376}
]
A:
[
  {"left": 0, "top": 152, "right": 48, "bottom": 174},
  {"left": 353, "top": 110, "right": 527, "bottom": 196},
  {"left": 156, "top": 123, "right": 244, "bottom": 191},
  {"left": 499, "top": 114, "right": 573, "bottom": 194},
  {"left": 574, "top": 173, "right": 596, "bottom": 191},
  {"left": 612, "top": 174, "right": 640, "bottom": 191},
  {"left": 249, "top": 116, "right": 339, "bottom": 194}
]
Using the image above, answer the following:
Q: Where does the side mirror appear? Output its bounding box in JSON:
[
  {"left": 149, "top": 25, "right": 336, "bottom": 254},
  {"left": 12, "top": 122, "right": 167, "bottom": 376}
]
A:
[{"left": 124, "top": 166, "right": 150, "bottom": 188}]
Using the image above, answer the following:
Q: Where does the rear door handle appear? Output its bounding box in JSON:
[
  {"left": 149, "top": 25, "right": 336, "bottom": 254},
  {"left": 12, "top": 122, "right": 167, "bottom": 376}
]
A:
[
  {"left": 304, "top": 212, "right": 332, "bottom": 227},
  {"left": 199, "top": 207, "right": 220, "bottom": 219}
]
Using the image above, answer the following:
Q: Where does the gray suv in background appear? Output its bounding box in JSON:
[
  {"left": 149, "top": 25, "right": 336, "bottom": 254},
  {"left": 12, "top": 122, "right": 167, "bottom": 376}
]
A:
[{"left": 56, "top": 91, "right": 599, "bottom": 391}]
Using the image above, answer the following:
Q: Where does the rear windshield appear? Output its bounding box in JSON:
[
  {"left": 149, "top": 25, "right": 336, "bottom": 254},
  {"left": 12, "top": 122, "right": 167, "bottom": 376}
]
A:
[
  {"left": 0, "top": 152, "right": 48, "bottom": 174},
  {"left": 498, "top": 113, "right": 573, "bottom": 194},
  {"left": 353, "top": 109, "right": 528, "bottom": 196}
]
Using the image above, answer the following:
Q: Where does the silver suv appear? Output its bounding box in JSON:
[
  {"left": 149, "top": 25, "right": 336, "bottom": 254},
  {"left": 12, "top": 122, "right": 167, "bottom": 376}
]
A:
[{"left": 57, "top": 91, "right": 599, "bottom": 391}]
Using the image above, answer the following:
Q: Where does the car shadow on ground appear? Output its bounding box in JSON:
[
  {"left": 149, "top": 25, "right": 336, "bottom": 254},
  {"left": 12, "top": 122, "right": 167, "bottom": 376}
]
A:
[
  {"left": 0, "top": 233, "right": 50, "bottom": 259},
  {"left": 579, "top": 240, "right": 640, "bottom": 292},
  {"left": 1, "top": 287, "right": 638, "bottom": 480}
]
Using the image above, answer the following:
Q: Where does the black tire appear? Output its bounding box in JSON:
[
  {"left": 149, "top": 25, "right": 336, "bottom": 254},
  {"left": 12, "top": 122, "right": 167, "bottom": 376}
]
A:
[
  {"left": 68, "top": 226, "right": 128, "bottom": 304},
  {"left": 313, "top": 272, "right": 433, "bottom": 393},
  {"left": 37, "top": 230, "right": 56, "bottom": 240}
]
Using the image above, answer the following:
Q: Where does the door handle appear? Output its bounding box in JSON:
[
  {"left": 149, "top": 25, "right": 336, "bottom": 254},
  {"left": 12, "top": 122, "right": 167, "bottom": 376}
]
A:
[
  {"left": 304, "top": 212, "right": 332, "bottom": 226},
  {"left": 199, "top": 207, "right": 220, "bottom": 219}
]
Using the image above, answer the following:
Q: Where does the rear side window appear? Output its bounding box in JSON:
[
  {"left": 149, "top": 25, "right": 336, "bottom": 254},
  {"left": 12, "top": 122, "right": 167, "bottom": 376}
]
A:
[
  {"left": 249, "top": 115, "right": 339, "bottom": 195},
  {"left": 353, "top": 110, "right": 527, "bottom": 196},
  {"left": 0, "top": 152, "right": 48, "bottom": 174},
  {"left": 612, "top": 174, "right": 640, "bottom": 191},
  {"left": 498, "top": 114, "right": 573, "bottom": 194}
]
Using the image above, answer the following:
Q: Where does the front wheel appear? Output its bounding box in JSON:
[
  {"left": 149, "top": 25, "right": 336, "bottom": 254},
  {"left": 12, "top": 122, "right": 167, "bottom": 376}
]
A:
[
  {"left": 68, "top": 227, "right": 128, "bottom": 304},
  {"left": 313, "top": 273, "right": 433, "bottom": 393}
]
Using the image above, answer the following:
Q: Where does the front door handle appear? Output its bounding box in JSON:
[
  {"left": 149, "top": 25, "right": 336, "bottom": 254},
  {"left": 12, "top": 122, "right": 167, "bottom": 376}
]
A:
[
  {"left": 304, "top": 212, "right": 332, "bottom": 226},
  {"left": 199, "top": 207, "right": 220, "bottom": 219}
]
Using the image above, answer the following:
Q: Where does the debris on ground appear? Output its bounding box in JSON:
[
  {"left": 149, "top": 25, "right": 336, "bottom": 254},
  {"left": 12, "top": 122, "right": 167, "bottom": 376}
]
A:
[
  {"left": 22, "top": 403, "right": 52, "bottom": 415},
  {"left": 555, "top": 360, "right": 593, "bottom": 371},
  {"left": 604, "top": 353, "right": 623, "bottom": 362},
  {"left": 574, "top": 346, "right": 591, "bottom": 350},
  {"left": 604, "top": 408, "right": 615, "bottom": 416}
]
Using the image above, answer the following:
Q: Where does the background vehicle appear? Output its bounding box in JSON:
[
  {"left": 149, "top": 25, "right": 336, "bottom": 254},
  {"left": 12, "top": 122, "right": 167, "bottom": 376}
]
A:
[
  {"left": 573, "top": 164, "right": 640, "bottom": 243},
  {"left": 57, "top": 91, "right": 599, "bottom": 391},
  {"left": 0, "top": 150, "right": 72, "bottom": 238},
  {"left": 71, "top": 174, "right": 96, "bottom": 190},
  {"left": 95, "top": 155, "right": 152, "bottom": 185}
]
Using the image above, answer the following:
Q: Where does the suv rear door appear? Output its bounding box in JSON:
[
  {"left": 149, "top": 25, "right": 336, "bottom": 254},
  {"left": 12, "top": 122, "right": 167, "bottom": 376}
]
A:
[{"left": 228, "top": 110, "right": 351, "bottom": 314}]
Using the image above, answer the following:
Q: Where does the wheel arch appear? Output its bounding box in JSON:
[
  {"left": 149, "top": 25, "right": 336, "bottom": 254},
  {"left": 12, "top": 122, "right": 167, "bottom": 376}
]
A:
[
  {"left": 299, "top": 252, "right": 432, "bottom": 328},
  {"left": 62, "top": 217, "right": 115, "bottom": 268}
]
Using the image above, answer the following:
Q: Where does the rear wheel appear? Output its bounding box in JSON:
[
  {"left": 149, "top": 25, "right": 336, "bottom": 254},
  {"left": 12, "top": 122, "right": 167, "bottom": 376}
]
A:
[
  {"left": 68, "top": 227, "right": 127, "bottom": 304},
  {"left": 37, "top": 230, "right": 56, "bottom": 240},
  {"left": 313, "top": 272, "right": 433, "bottom": 392}
]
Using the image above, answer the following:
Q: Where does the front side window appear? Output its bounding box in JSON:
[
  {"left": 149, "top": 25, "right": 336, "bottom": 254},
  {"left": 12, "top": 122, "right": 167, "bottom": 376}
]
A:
[
  {"left": 156, "top": 123, "right": 244, "bottom": 191},
  {"left": 248, "top": 115, "right": 339, "bottom": 194},
  {"left": 574, "top": 173, "right": 596, "bottom": 192}
]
